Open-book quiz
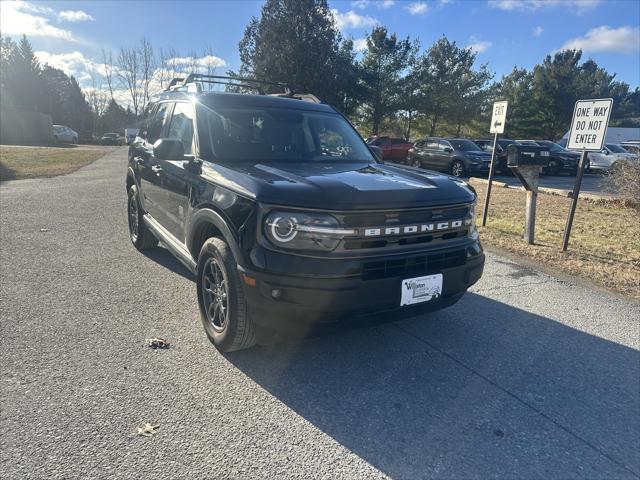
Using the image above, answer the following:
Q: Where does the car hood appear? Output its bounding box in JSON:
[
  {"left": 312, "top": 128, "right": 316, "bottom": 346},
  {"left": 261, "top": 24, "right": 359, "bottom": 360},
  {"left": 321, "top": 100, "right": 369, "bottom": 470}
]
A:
[{"left": 200, "top": 161, "right": 475, "bottom": 209}]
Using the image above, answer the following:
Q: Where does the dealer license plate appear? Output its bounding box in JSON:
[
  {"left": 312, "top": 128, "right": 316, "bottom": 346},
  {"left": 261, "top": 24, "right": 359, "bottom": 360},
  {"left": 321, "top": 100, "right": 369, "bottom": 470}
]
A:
[{"left": 400, "top": 274, "right": 443, "bottom": 306}]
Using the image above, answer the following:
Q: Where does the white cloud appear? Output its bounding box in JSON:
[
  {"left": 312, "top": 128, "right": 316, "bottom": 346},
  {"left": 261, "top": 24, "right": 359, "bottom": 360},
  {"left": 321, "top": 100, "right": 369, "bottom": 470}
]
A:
[
  {"left": 331, "top": 9, "right": 378, "bottom": 29},
  {"left": 406, "top": 2, "right": 429, "bottom": 15},
  {"left": 489, "top": 0, "right": 601, "bottom": 13},
  {"left": 533, "top": 26, "right": 544, "bottom": 37},
  {"left": 35, "top": 50, "right": 102, "bottom": 82},
  {"left": 353, "top": 37, "right": 369, "bottom": 52},
  {"left": 560, "top": 25, "right": 640, "bottom": 53},
  {"left": 58, "top": 10, "right": 94, "bottom": 22},
  {"left": 351, "top": 0, "right": 395, "bottom": 9},
  {"left": 166, "top": 55, "right": 227, "bottom": 69},
  {"left": 467, "top": 36, "right": 492, "bottom": 53},
  {"left": 0, "top": 1, "right": 76, "bottom": 41}
]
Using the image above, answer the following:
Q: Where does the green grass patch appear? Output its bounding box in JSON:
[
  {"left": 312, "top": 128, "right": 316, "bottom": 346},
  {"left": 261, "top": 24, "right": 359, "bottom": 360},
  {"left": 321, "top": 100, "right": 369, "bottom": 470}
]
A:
[{"left": 0, "top": 146, "right": 109, "bottom": 181}]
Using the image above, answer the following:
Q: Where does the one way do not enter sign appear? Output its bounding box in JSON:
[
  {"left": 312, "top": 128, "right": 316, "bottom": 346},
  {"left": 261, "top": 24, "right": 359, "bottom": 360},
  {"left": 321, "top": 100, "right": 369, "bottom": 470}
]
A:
[
  {"left": 490, "top": 101, "right": 508, "bottom": 134},
  {"left": 567, "top": 98, "right": 613, "bottom": 151}
]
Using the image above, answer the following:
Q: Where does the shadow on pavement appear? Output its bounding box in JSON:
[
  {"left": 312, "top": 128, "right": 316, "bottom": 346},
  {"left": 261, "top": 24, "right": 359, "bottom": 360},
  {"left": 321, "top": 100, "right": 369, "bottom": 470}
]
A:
[
  {"left": 142, "top": 246, "right": 193, "bottom": 281},
  {"left": 227, "top": 292, "right": 639, "bottom": 479}
]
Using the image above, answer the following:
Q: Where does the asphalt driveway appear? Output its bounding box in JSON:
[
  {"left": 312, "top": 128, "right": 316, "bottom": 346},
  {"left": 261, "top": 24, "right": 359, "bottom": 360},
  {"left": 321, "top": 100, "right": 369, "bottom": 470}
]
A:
[{"left": 1, "top": 148, "right": 638, "bottom": 479}]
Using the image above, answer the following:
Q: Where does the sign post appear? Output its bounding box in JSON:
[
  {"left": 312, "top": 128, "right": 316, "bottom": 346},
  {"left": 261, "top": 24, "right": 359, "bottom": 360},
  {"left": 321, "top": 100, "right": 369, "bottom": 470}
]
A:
[
  {"left": 482, "top": 100, "right": 508, "bottom": 226},
  {"left": 562, "top": 98, "right": 613, "bottom": 251}
]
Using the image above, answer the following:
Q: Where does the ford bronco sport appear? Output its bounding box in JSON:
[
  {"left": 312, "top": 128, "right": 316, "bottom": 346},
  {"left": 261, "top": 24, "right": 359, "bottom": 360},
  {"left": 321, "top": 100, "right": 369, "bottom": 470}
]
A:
[{"left": 126, "top": 74, "right": 485, "bottom": 352}]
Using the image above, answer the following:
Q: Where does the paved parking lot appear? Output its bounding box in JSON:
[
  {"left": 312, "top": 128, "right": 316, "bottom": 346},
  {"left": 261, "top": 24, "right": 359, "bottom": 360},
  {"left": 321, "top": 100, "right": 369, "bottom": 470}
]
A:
[
  {"left": 1, "top": 148, "right": 638, "bottom": 479},
  {"left": 495, "top": 172, "right": 613, "bottom": 196}
]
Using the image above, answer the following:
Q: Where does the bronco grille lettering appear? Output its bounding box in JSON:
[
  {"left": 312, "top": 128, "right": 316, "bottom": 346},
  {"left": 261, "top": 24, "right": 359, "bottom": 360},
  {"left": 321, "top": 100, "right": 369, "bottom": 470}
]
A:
[{"left": 363, "top": 219, "right": 466, "bottom": 237}]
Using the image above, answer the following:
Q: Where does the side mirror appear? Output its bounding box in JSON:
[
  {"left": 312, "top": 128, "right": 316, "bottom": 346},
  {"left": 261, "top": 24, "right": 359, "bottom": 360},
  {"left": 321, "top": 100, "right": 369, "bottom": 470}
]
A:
[
  {"left": 369, "top": 145, "right": 383, "bottom": 162},
  {"left": 444, "top": 147, "right": 453, "bottom": 153},
  {"left": 153, "top": 138, "right": 185, "bottom": 160}
]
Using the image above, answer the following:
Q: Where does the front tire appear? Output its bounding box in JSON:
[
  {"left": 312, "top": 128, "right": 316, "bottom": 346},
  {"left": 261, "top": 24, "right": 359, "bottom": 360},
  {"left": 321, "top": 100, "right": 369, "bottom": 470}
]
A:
[
  {"left": 411, "top": 157, "right": 421, "bottom": 168},
  {"left": 127, "top": 185, "right": 158, "bottom": 250},
  {"left": 197, "top": 238, "right": 256, "bottom": 352},
  {"left": 450, "top": 159, "right": 466, "bottom": 177}
]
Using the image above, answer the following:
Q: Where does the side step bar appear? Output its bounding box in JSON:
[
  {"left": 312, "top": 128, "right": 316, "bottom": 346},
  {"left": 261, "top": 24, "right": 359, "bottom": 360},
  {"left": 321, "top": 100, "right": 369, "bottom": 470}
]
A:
[{"left": 143, "top": 214, "right": 197, "bottom": 274}]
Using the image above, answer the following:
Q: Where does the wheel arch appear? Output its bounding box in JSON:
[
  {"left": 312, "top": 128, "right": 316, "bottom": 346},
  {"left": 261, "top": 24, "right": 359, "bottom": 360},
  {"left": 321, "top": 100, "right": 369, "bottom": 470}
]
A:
[{"left": 188, "top": 208, "right": 244, "bottom": 266}]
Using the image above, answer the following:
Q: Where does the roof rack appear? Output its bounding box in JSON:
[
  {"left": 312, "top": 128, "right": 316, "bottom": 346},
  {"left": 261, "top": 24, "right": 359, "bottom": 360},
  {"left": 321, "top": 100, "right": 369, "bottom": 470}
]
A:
[
  {"left": 166, "top": 74, "right": 290, "bottom": 94},
  {"left": 164, "top": 73, "right": 321, "bottom": 103}
]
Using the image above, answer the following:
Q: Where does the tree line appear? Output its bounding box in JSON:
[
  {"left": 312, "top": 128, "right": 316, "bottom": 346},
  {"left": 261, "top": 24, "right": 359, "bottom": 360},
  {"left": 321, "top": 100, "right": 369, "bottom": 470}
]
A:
[
  {"left": 234, "top": 0, "right": 638, "bottom": 141},
  {"left": 1, "top": 0, "right": 638, "bottom": 142}
]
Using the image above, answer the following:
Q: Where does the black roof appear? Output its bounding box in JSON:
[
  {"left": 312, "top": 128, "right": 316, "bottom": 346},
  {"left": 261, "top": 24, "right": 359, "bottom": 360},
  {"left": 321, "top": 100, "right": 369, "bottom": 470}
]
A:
[{"left": 153, "top": 90, "right": 336, "bottom": 114}]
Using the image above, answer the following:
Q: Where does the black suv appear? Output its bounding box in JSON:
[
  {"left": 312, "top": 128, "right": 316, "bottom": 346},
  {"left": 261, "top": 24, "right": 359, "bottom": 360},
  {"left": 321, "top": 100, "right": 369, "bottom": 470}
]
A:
[
  {"left": 126, "top": 75, "right": 485, "bottom": 351},
  {"left": 472, "top": 138, "right": 520, "bottom": 174},
  {"left": 408, "top": 138, "right": 492, "bottom": 177}
]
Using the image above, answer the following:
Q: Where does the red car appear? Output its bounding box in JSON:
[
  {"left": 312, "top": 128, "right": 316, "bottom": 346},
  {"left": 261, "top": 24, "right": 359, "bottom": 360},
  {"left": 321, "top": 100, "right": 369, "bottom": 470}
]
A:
[{"left": 367, "top": 136, "right": 413, "bottom": 162}]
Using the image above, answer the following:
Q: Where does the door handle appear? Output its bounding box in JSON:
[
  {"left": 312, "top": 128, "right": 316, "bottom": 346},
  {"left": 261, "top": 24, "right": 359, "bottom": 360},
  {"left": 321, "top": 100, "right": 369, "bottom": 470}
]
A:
[{"left": 151, "top": 165, "right": 163, "bottom": 174}]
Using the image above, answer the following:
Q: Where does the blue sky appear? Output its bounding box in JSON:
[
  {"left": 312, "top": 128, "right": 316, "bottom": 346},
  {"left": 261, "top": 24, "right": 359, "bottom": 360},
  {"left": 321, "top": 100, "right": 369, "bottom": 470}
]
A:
[{"left": 2, "top": 0, "right": 638, "bottom": 100}]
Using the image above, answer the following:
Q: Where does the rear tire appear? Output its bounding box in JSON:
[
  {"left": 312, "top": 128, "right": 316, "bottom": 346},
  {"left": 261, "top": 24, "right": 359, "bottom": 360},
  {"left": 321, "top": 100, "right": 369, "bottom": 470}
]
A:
[
  {"left": 197, "top": 238, "right": 256, "bottom": 352},
  {"left": 127, "top": 185, "right": 158, "bottom": 250}
]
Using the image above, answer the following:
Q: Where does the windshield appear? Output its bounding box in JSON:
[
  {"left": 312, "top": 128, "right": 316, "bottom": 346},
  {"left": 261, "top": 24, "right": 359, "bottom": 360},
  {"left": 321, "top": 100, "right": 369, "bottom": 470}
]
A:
[
  {"left": 196, "top": 104, "right": 374, "bottom": 163},
  {"left": 606, "top": 144, "right": 627, "bottom": 153},
  {"left": 449, "top": 139, "right": 483, "bottom": 152}
]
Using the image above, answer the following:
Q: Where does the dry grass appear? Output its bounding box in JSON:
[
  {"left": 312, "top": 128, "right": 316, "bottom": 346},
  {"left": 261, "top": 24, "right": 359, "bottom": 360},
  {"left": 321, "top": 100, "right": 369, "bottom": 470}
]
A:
[
  {"left": 0, "top": 146, "right": 109, "bottom": 181},
  {"left": 470, "top": 178, "right": 640, "bottom": 300}
]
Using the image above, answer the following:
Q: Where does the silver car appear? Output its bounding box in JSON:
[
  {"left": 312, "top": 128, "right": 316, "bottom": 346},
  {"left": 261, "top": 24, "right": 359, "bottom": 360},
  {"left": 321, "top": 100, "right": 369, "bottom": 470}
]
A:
[
  {"left": 588, "top": 144, "right": 638, "bottom": 172},
  {"left": 52, "top": 125, "right": 78, "bottom": 144}
]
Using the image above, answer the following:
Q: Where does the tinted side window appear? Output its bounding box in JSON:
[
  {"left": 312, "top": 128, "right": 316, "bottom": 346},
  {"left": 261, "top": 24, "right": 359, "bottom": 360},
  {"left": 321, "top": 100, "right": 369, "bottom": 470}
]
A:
[
  {"left": 439, "top": 140, "right": 452, "bottom": 151},
  {"left": 166, "top": 102, "right": 195, "bottom": 154},
  {"left": 147, "top": 102, "right": 173, "bottom": 143},
  {"left": 414, "top": 140, "right": 425, "bottom": 148},
  {"left": 391, "top": 138, "right": 405, "bottom": 144},
  {"left": 378, "top": 137, "right": 391, "bottom": 146}
]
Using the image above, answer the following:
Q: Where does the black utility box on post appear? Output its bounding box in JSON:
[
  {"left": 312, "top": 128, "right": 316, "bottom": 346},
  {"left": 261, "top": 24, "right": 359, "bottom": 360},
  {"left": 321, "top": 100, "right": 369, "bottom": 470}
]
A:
[
  {"left": 507, "top": 144, "right": 550, "bottom": 168},
  {"left": 507, "top": 144, "right": 550, "bottom": 245}
]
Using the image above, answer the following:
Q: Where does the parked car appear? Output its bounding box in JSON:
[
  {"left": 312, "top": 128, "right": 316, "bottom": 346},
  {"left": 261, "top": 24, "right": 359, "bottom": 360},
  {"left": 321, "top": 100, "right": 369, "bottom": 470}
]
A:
[
  {"left": 101, "top": 133, "right": 122, "bottom": 145},
  {"left": 126, "top": 74, "right": 485, "bottom": 352},
  {"left": 620, "top": 141, "right": 640, "bottom": 155},
  {"left": 366, "top": 136, "right": 413, "bottom": 162},
  {"left": 472, "top": 138, "right": 519, "bottom": 174},
  {"left": 408, "top": 137, "right": 492, "bottom": 177},
  {"left": 125, "top": 128, "right": 140, "bottom": 145},
  {"left": 524, "top": 140, "right": 580, "bottom": 175},
  {"left": 52, "top": 125, "right": 78, "bottom": 144},
  {"left": 587, "top": 143, "right": 638, "bottom": 173}
]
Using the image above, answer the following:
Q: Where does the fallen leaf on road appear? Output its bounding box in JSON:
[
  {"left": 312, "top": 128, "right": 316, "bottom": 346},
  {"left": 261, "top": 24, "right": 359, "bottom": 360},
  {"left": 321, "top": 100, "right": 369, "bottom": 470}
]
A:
[
  {"left": 137, "top": 422, "right": 159, "bottom": 437},
  {"left": 146, "top": 338, "right": 170, "bottom": 349}
]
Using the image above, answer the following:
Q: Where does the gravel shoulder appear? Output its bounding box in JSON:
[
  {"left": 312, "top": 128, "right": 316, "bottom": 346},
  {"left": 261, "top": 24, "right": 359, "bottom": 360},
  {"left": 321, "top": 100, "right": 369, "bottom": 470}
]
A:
[{"left": 1, "top": 148, "right": 638, "bottom": 479}]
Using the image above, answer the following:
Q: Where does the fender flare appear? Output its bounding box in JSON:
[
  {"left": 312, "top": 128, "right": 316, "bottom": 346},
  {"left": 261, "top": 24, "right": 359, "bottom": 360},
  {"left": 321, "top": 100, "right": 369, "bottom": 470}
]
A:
[{"left": 188, "top": 208, "right": 245, "bottom": 265}]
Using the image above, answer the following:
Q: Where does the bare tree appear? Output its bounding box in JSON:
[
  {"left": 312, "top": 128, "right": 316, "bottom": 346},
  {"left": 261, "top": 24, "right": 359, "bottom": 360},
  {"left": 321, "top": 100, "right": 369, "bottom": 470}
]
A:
[
  {"left": 158, "top": 47, "right": 180, "bottom": 89},
  {"left": 87, "top": 75, "right": 108, "bottom": 134},
  {"left": 101, "top": 48, "right": 115, "bottom": 101},
  {"left": 140, "top": 38, "right": 155, "bottom": 112},
  {"left": 117, "top": 46, "right": 141, "bottom": 116}
]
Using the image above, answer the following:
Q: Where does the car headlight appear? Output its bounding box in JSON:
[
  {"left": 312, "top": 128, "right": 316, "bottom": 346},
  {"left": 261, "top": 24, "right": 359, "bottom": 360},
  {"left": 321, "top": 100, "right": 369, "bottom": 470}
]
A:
[{"left": 264, "top": 211, "right": 356, "bottom": 252}]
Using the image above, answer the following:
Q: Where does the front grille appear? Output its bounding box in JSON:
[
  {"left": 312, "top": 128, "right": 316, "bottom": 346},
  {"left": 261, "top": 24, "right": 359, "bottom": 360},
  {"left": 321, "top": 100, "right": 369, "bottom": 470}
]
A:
[
  {"left": 361, "top": 249, "right": 466, "bottom": 280},
  {"left": 335, "top": 204, "right": 473, "bottom": 252}
]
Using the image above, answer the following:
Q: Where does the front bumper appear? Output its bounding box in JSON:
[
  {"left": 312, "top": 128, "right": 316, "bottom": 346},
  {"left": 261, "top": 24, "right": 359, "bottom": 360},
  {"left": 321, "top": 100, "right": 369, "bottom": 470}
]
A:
[
  {"left": 238, "top": 242, "right": 485, "bottom": 335},
  {"left": 467, "top": 161, "right": 491, "bottom": 173}
]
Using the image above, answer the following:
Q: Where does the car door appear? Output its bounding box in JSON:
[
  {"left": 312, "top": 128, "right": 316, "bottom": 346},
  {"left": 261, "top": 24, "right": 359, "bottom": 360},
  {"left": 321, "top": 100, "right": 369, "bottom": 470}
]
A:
[
  {"left": 436, "top": 140, "right": 454, "bottom": 171},
  {"left": 155, "top": 101, "right": 196, "bottom": 242},
  {"left": 420, "top": 139, "right": 440, "bottom": 168},
  {"left": 137, "top": 101, "right": 174, "bottom": 223}
]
